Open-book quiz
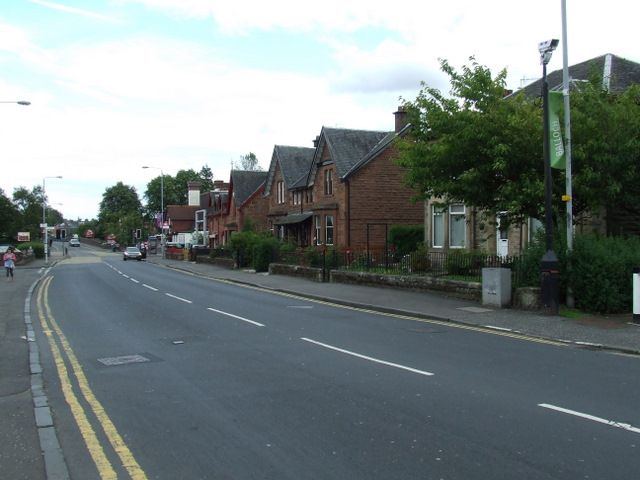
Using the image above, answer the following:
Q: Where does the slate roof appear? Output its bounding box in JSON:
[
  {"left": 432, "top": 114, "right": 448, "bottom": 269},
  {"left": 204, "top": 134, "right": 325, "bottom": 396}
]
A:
[
  {"left": 513, "top": 53, "right": 640, "bottom": 97},
  {"left": 264, "top": 145, "right": 315, "bottom": 195},
  {"left": 230, "top": 170, "right": 268, "bottom": 207},
  {"left": 310, "top": 127, "right": 390, "bottom": 182}
]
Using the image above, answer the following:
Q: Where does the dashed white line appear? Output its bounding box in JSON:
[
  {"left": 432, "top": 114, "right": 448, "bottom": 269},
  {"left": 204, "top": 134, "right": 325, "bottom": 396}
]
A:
[
  {"left": 301, "top": 337, "right": 434, "bottom": 376},
  {"left": 539, "top": 403, "right": 640, "bottom": 434},
  {"left": 130, "top": 278, "right": 140, "bottom": 284},
  {"left": 143, "top": 284, "right": 158, "bottom": 291},
  {"left": 165, "top": 293, "right": 192, "bottom": 304},
  {"left": 207, "top": 308, "right": 264, "bottom": 327}
]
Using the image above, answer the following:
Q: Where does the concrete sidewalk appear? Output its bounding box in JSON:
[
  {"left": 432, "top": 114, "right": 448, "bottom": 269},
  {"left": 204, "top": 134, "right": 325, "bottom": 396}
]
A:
[{"left": 144, "top": 254, "right": 640, "bottom": 355}]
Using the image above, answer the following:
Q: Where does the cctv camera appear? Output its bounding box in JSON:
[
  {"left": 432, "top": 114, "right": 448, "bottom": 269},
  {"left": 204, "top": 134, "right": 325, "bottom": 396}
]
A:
[{"left": 538, "top": 39, "right": 559, "bottom": 54}]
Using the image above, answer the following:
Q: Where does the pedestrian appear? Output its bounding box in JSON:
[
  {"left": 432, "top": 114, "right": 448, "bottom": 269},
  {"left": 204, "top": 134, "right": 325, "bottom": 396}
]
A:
[{"left": 3, "top": 247, "right": 16, "bottom": 282}]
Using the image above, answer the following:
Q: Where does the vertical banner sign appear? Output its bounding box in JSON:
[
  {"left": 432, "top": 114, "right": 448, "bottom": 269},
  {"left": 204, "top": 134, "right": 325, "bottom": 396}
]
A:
[{"left": 549, "top": 91, "right": 566, "bottom": 169}]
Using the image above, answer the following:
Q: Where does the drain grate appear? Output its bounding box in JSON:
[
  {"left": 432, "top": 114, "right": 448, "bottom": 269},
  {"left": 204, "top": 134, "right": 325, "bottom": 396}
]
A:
[{"left": 97, "top": 354, "right": 150, "bottom": 367}]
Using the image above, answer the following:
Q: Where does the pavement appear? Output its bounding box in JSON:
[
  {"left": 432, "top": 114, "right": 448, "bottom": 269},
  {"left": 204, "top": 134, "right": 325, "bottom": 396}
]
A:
[{"left": 3, "top": 245, "right": 640, "bottom": 479}]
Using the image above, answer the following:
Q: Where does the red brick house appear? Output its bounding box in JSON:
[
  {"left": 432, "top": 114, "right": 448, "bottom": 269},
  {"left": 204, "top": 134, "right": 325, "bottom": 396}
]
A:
[{"left": 264, "top": 109, "right": 424, "bottom": 250}]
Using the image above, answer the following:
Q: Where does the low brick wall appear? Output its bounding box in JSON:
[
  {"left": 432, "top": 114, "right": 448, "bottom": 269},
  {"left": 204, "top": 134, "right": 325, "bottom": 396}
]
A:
[
  {"left": 269, "top": 263, "right": 324, "bottom": 282},
  {"left": 196, "top": 256, "right": 235, "bottom": 269},
  {"left": 330, "top": 270, "right": 482, "bottom": 302},
  {"left": 268, "top": 264, "right": 481, "bottom": 302}
]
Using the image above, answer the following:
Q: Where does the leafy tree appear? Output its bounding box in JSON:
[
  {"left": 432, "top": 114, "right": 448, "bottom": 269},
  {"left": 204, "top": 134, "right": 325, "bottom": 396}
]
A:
[
  {"left": 99, "top": 182, "right": 143, "bottom": 242},
  {"left": 0, "top": 188, "right": 20, "bottom": 242},
  {"left": 569, "top": 75, "right": 640, "bottom": 215},
  {"left": 395, "top": 58, "right": 544, "bottom": 229},
  {"left": 396, "top": 57, "right": 640, "bottom": 232},
  {"left": 143, "top": 166, "right": 215, "bottom": 216},
  {"left": 236, "top": 152, "right": 262, "bottom": 171}
]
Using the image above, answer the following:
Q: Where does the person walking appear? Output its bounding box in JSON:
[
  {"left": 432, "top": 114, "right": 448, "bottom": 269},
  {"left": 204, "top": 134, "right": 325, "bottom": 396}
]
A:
[{"left": 3, "top": 247, "right": 16, "bottom": 282}]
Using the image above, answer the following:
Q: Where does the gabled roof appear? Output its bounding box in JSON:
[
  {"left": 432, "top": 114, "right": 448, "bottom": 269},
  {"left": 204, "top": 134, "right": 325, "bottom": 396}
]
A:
[
  {"left": 264, "top": 145, "right": 315, "bottom": 195},
  {"left": 230, "top": 170, "right": 268, "bottom": 207},
  {"left": 165, "top": 205, "right": 200, "bottom": 232},
  {"left": 342, "top": 124, "right": 413, "bottom": 179},
  {"left": 514, "top": 53, "right": 640, "bottom": 97},
  {"left": 308, "top": 126, "right": 390, "bottom": 183}
]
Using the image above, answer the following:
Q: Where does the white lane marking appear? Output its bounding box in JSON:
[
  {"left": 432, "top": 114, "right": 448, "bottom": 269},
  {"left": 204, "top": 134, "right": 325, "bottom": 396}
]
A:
[
  {"left": 165, "top": 293, "right": 193, "bottom": 304},
  {"left": 301, "top": 337, "right": 434, "bottom": 377},
  {"left": 539, "top": 403, "right": 640, "bottom": 434},
  {"left": 130, "top": 278, "right": 140, "bottom": 284},
  {"left": 207, "top": 308, "right": 264, "bottom": 327},
  {"left": 143, "top": 284, "right": 158, "bottom": 291},
  {"left": 122, "top": 274, "right": 129, "bottom": 279}
]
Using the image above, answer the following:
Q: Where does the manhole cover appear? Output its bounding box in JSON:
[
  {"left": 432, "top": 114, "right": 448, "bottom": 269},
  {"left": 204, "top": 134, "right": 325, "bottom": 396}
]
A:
[{"left": 97, "top": 354, "right": 150, "bottom": 367}]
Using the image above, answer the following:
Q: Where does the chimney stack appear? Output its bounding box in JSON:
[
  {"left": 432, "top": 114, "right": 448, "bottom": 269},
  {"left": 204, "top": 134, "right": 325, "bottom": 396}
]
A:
[
  {"left": 187, "top": 182, "right": 201, "bottom": 206},
  {"left": 394, "top": 105, "right": 408, "bottom": 133}
]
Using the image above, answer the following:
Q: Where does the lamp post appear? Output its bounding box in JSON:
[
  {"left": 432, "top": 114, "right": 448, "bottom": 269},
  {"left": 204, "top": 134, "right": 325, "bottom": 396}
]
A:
[
  {"left": 539, "top": 39, "right": 560, "bottom": 315},
  {"left": 42, "top": 176, "right": 63, "bottom": 265},
  {"left": 142, "top": 166, "right": 164, "bottom": 258},
  {"left": 0, "top": 101, "right": 30, "bottom": 105}
]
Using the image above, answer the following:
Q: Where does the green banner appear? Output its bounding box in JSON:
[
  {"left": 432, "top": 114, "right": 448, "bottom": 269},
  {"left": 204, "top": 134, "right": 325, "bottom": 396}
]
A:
[{"left": 549, "top": 91, "right": 566, "bottom": 169}]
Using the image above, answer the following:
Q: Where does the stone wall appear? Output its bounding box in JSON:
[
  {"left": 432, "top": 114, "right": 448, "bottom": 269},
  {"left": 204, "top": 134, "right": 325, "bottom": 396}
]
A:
[{"left": 268, "top": 263, "right": 482, "bottom": 302}]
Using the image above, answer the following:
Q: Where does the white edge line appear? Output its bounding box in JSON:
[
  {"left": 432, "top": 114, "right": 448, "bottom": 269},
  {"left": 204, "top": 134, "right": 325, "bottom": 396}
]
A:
[
  {"left": 538, "top": 403, "right": 640, "bottom": 434},
  {"left": 165, "top": 293, "right": 192, "bottom": 304},
  {"left": 142, "top": 284, "right": 158, "bottom": 291},
  {"left": 301, "top": 337, "right": 434, "bottom": 376},
  {"left": 207, "top": 308, "right": 264, "bottom": 327}
]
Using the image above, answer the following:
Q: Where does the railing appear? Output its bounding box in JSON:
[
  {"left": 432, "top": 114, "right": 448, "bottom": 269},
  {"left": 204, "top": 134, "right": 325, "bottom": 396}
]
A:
[{"left": 273, "top": 249, "right": 522, "bottom": 283}]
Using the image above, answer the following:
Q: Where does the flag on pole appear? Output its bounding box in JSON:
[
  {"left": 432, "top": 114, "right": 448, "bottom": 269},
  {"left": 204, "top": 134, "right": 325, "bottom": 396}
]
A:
[{"left": 549, "top": 91, "right": 566, "bottom": 169}]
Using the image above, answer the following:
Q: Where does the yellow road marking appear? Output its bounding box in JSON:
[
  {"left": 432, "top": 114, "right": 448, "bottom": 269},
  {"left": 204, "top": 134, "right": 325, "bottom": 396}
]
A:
[{"left": 37, "top": 276, "right": 147, "bottom": 479}]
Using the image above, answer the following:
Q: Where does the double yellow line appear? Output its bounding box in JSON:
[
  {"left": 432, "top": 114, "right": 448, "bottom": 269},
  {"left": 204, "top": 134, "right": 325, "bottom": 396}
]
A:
[{"left": 37, "top": 276, "right": 147, "bottom": 480}]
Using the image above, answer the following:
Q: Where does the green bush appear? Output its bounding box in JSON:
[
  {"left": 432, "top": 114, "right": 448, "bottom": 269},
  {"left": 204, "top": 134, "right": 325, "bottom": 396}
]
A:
[
  {"left": 253, "top": 236, "right": 279, "bottom": 272},
  {"left": 569, "top": 234, "right": 640, "bottom": 314},
  {"left": 445, "top": 249, "right": 489, "bottom": 276},
  {"left": 389, "top": 225, "right": 424, "bottom": 257},
  {"left": 18, "top": 242, "right": 45, "bottom": 259}
]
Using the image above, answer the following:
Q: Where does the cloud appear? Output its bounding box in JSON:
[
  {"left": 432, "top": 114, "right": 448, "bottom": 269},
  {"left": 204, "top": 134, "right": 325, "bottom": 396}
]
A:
[{"left": 24, "top": 0, "right": 124, "bottom": 23}]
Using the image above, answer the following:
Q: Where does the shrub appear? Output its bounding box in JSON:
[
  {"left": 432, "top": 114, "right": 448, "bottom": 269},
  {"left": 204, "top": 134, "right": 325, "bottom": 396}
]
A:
[
  {"left": 444, "top": 249, "right": 489, "bottom": 276},
  {"left": 18, "top": 242, "right": 44, "bottom": 259},
  {"left": 569, "top": 234, "right": 640, "bottom": 314},
  {"left": 389, "top": 225, "right": 424, "bottom": 257},
  {"left": 253, "top": 236, "right": 279, "bottom": 272}
]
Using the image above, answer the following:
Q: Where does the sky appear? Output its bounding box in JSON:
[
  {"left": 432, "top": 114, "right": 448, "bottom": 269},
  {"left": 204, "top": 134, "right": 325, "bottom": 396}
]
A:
[{"left": 1, "top": 0, "right": 638, "bottom": 221}]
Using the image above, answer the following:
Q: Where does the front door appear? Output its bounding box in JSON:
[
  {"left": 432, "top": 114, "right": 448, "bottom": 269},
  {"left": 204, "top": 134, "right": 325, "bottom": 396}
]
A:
[{"left": 497, "top": 214, "right": 509, "bottom": 257}]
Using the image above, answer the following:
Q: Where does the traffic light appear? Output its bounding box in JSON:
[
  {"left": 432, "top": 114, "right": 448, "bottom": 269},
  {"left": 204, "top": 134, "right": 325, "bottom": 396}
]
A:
[{"left": 136, "top": 229, "right": 142, "bottom": 239}]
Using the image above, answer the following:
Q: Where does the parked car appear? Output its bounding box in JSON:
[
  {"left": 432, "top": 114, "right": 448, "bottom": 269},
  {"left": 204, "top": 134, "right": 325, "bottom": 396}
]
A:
[
  {"left": 69, "top": 239, "right": 80, "bottom": 247},
  {"left": 123, "top": 246, "right": 143, "bottom": 261}
]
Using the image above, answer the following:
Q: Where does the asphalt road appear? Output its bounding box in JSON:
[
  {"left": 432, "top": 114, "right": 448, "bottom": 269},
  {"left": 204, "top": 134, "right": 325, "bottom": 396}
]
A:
[{"left": 32, "top": 247, "right": 640, "bottom": 479}]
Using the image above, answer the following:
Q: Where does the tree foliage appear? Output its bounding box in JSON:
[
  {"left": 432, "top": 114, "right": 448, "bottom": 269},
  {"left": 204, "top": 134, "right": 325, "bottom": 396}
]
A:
[
  {"left": 236, "top": 152, "right": 262, "bottom": 171},
  {"left": 395, "top": 57, "right": 640, "bottom": 230},
  {"left": 143, "top": 165, "right": 215, "bottom": 215},
  {"left": 395, "top": 58, "right": 544, "bottom": 229}
]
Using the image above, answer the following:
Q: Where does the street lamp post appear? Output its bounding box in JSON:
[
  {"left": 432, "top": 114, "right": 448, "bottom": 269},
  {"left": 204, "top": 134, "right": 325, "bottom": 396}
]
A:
[
  {"left": 539, "top": 39, "right": 560, "bottom": 315},
  {"left": 42, "top": 176, "right": 62, "bottom": 265},
  {"left": 0, "top": 101, "right": 30, "bottom": 105},
  {"left": 142, "top": 166, "right": 165, "bottom": 258}
]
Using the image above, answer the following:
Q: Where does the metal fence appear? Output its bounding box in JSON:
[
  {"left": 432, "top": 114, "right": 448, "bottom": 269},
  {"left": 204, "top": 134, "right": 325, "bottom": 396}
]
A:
[
  {"left": 273, "top": 249, "right": 523, "bottom": 283},
  {"left": 192, "top": 246, "right": 528, "bottom": 284}
]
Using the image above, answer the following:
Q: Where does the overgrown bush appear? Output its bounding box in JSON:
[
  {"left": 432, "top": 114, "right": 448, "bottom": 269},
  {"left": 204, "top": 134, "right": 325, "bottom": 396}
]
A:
[
  {"left": 253, "top": 236, "right": 279, "bottom": 272},
  {"left": 444, "top": 249, "right": 490, "bottom": 276},
  {"left": 389, "top": 225, "right": 424, "bottom": 257},
  {"left": 569, "top": 234, "right": 640, "bottom": 313},
  {"left": 18, "top": 242, "right": 44, "bottom": 259}
]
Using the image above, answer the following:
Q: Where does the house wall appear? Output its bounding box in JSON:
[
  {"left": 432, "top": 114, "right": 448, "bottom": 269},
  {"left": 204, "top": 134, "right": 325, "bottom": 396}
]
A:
[{"left": 347, "top": 149, "right": 423, "bottom": 250}]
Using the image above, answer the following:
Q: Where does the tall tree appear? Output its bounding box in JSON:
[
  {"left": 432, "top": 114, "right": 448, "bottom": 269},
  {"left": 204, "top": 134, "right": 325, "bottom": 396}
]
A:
[
  {"left": 143, "top": 166, "right": 215, "bottom": 215},
  {"left": 396, "top": 58, "right": 640, "bottom": 230},
  {"left": 99, "top": 182, "right": 143, "bottom": 242},
  {"left": 0, "top": 188, "right": 20, "bottom": 241},
  {"left": 395, "top": 58, "right": 544, "bottom": 228},
  {"left": 236, "top": 152, "right": 262, "bottom": 171}
]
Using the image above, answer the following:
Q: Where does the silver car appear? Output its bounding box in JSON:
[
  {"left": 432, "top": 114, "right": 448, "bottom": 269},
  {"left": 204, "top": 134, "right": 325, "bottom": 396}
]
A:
[{"left": 123, "top": 246, "right": 143, "bottom": 261}]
